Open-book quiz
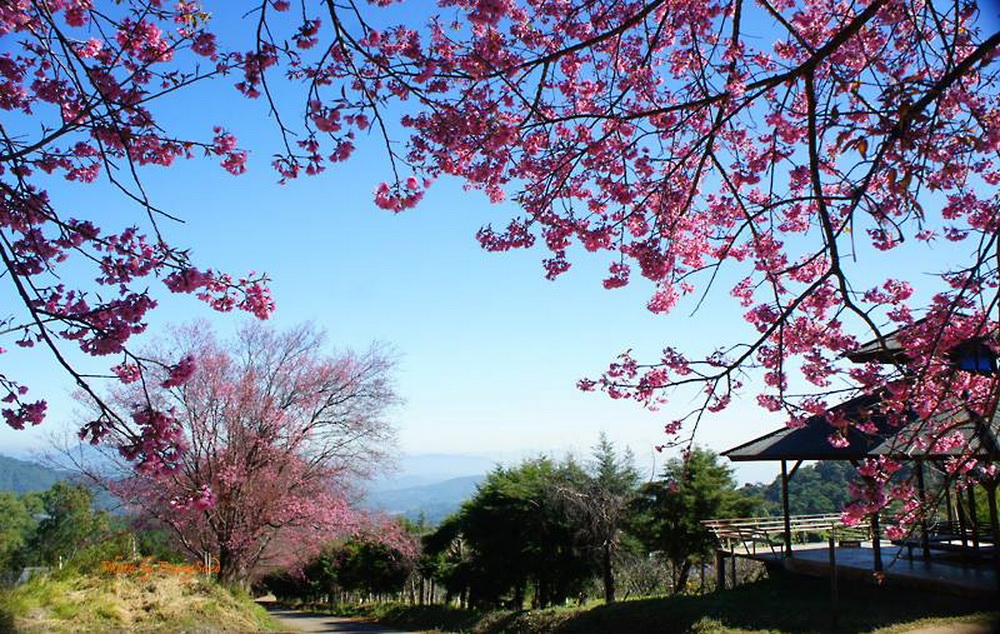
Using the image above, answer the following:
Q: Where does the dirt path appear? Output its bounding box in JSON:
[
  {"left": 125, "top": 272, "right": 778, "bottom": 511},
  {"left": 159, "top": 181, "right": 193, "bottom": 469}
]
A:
[
  {"left": 264, "top": 606, "right": 418, "bottom": 634},
  {"left": 899, "top": 624, "right": 998, "bottom": 634}
]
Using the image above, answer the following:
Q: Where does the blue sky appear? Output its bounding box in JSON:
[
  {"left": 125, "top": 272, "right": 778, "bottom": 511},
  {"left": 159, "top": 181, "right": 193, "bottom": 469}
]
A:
[
  {"left": 3, "top": 2, "right": 998, "bottom": 486},
  {"left": 6, "top": 133, "right": 788, "bottom": 481}
]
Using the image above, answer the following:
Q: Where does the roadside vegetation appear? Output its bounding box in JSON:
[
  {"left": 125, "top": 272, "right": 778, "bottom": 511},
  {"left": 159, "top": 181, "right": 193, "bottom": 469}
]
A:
[
  {"left": 263, "top": 437, "right": 999, "bottom": 633},
  {"left": 310, "top": 573, "right": 996, "bottom": 634},
  {"left": 0, "top": 568, "right": 282, "bottom": 633},
  {"left": 0, "top": 480, "right": 281, "bottom": 633},
  {"left": 2, "top": 438, "right": 997, "bottom": 633}
]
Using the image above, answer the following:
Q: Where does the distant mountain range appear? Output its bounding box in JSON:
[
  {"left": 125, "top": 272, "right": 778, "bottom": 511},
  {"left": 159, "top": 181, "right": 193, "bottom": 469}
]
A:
[
  {"left": 362, "top": 475, "right": 484, "bottom": 524},
  {"left": 370, "top": 453, "right": 498, "bottom": 490},
  {"left": 1, "top": 450, "right": 490, "bottom": 523},
  {"left": 0, "top": 454, "right": 68, "bottom": 493},
  {"left": 361, "top": 453, "right": 496, "bottom": 523}
]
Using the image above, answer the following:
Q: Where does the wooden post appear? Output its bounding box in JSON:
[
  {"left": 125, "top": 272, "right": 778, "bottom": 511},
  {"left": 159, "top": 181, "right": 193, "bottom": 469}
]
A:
[
  {"left": 731, "top": 551, "right": 737, "bottom": 588},
  {"left": 916, "top": 459, "right": 931, "bottom": 560},
  {"left": 985, "top": 481, "right": 1000, "bottom": 590},
  {"left": 945, "top": 480, "right": 955, "bottom": 526},
  {"left": 968, "top": 485, "right": 981, "bottom": 554},
  {"left": 715, "top": 550, "right": 726, "bottom": 591},
  {"left": 781, "top": 460, "right": 792, "bottom": 558},
  {"left": 871, "top": 512, "right": 883, "bottom": 573},
  {"left": 956, "top": 483, "right": 970, "bottom": 552},
  {"left": 829, "top": 533, "right": 839, "bottom": 628}
]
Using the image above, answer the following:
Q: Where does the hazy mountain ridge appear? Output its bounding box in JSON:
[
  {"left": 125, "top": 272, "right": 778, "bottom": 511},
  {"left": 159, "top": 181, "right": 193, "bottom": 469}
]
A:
[
  {"left": 0, "top": 454, "right": 68, "bottom": 493},
  {"left": 363, "top": 475, "right": 484, "bottom": 524},
  {"left": 1, "top": 451, "right": 490, "bottom": 523}
]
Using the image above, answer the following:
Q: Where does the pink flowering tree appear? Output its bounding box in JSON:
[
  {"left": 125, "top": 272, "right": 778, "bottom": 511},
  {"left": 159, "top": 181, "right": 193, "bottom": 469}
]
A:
[
  {"left": 9, "top": 0, "right": 1000, "bottom": 534},
  {"left": 93, "top": 323, "right": 398, "bottom": 587},
  {"left": 238, "top": 0, "right": 1000, "bottom": 531},
  {"left": 1, "top": 1, "right": 273, "bottom": 471}
]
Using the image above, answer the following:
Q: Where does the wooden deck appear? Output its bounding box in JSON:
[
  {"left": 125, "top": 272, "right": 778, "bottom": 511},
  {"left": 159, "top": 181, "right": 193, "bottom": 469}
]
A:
[{"left": 750, "top": 543, "right": 999, "bottom": 597}]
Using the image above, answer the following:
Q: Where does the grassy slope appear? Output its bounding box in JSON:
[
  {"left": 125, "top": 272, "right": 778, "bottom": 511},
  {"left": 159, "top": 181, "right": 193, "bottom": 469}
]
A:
[
  {"left": 0, "top": 570, "right": 283, "bottom": 633},
  {"left": 325, "top": 573, "right": 998, "bottom": 633}
]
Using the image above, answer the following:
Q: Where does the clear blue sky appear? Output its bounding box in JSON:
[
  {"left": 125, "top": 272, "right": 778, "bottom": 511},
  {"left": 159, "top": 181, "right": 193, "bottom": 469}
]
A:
[{"left": 2, "top": 2, "right": 995, "bottom": 485}]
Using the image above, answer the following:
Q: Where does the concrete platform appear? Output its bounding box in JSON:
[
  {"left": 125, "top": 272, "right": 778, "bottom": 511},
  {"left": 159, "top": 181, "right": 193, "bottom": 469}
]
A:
[{"left": 750, "top": 544, "right": 999, "bottom": 597}]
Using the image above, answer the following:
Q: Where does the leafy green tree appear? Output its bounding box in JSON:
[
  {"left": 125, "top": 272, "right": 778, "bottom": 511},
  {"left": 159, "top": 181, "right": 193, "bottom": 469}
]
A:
[
  {"left": 421, "top": 515, "right": 473, "bottom": 606},
  {"left": 425, "top": 457, "right": 595, "bottom": 609},
  {"left": 0, "top": 492, "right": 39, "bottom": 574},
  {"left": 334, "top": 537, "right": 413, "bottom": 597},
  {"left": 628, "top": 448, "right": 758, "bottom": 592},
  {"left": 555, "top": 433, "right": 640, "bottom": 603},
  {"left": 25, "top": 482, "right": 110, "bottom": 568},
  {"left": 301, "top": 549, "right": 339, "bottom": 602},
  {"left": 591, "top": 433, "right": 640, "bottom": 495},
  {"left": 125, "top": 519, "right": 188, "bottom": 563},
  {"left": 259, "top": 569, "right": 315, "bottom": 602},
  {"left": 746, "top": 461, "right": 856, "bottom": 515},
  {"left": 292, "top": 535, "right": 415, "bottom": 604}
]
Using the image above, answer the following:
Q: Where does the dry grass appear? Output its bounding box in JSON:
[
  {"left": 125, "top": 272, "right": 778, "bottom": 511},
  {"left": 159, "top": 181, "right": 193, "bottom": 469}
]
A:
[{"left": 0, "top": 568, "right": 282, "bottom": 633}]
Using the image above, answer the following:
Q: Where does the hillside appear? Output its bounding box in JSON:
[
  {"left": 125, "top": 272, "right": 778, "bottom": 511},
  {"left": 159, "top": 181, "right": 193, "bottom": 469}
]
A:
[
  {"left": 0, "top": 569, "right": 281, "bottom": 633},
  {"left": 0, "top": 455, "right": 67, "bottom": 493}
]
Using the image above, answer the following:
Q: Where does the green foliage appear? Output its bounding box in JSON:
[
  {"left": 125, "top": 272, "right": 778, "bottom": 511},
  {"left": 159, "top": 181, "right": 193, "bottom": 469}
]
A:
[
  {"left": 574, "top": 433, "right": 641, "bottom": 603},
  {"left": 23, "top": 482, "right": 110, "bottom": 569},
  {"left": 741, "top": 461, "right": 857, "bottom": 516},
  {"left": 970, "top": 483, "right": 1000, "bottom": 528},
  {"left": 320, "top": 575, "right": 992, "bottom": 634},
  {"left": 269, "top": 534, "right": 415, "bottom": 603},
  {"left": 0, "top": 491, "right": 39, "bottom": 574},
  {"left": 259, "top": 569, "right": 314, "bottom": 603},
  {"left": 334, "top": 537, "right": 413, "bottom": 596},
  {"left": 0, "top": 481, "right": 186, "bottom": 580},
  {"left": 418, "top": 437, "right": 644, "bottom": 608},
  {"left": 589, "top": 432, "right": 639, "bottom": 496},
  {"left": 125, "top": 520, "right": 188, "bottom": 564},
  {"left": 628, "top": 448, "right": 758, "bottom": 590},
  {"left": 425, "top": 456, "right": 596, "bottom": 609}
]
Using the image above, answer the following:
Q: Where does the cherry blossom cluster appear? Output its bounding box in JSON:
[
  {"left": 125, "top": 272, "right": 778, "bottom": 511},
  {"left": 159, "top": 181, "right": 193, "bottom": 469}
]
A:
[
  {"left": 1, "top": 1, "right": 274, "bottom": 469},
  {"left": 236, "top": 0, "right": 1000, "bottom": 535},
  {"left": 7, "top": 0, "right": 1000, "bottom": 540},
  {"left": 97, "top": 324, "right": 399, "bottom": 583}
]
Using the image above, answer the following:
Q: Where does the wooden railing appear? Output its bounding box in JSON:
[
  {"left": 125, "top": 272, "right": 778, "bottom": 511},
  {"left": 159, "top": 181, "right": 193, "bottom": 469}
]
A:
[{"left": 702, "top": 514, "right": 871, "bottom": 557}]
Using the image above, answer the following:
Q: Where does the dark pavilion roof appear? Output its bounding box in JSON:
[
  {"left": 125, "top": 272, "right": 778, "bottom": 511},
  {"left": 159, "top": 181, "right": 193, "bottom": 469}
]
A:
[
  {"left": 844, "top": 328, "right": 907, "bottom": 364},
  {"left": 723, "top": 394, "right": 1000, "bottom": 462},
  {"left": 845, "top": 313, "right": 995, "bottom": 366},
  {"left": 723, "top": 393, "right": 899, "bottom": 462},
  {"left": 724, "top": 317, "right": 1000, "bottom": 463}
]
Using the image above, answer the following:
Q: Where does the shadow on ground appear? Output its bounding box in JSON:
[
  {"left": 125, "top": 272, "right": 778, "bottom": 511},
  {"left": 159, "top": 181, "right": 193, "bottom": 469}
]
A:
[
  {"left": 354, "top": 572, "right": 999, "bottom": 634},
  {"left": 552, "top": 572, "right": 997, "bottom": 634}
]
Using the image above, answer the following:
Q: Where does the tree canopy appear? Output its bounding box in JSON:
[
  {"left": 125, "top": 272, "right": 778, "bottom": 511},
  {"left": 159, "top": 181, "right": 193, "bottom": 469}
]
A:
[
  {"left": 4, "top": 0, "right": 1000, "bottom": 534},
  {"left": 629, "top": 448, "right": 759, "bottom": 590},
  {"left": 424, "top": 457, "right": 596, "bottom": 608},
  {"left": 94, "top": 323, "right": 399, "bottom": 587}
]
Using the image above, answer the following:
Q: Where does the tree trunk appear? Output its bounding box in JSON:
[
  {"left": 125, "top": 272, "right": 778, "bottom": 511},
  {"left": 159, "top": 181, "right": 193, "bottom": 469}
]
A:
[
  {"left": 513, "top": 582, "right": 525, "bottom": 609},
  {"left": 674, "top": 559, "right": 692, "bottom": 594},
  {"left": 216, "top": 547, "right": 249, "bottom": 591},
  {"left": 602, "top": 544, "right": 616, "bottom": 603}
]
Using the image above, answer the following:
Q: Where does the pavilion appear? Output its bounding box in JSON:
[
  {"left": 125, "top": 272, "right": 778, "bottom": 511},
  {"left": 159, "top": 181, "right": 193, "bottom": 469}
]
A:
[{"left": 716, "top": 328, "right": 1000, "bottom": 592}]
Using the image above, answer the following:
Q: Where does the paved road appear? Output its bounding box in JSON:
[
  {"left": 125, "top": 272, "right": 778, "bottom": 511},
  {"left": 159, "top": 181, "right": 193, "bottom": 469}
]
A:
[{"left": 264, "top": 606, "right": 418, "bottom": 634}]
